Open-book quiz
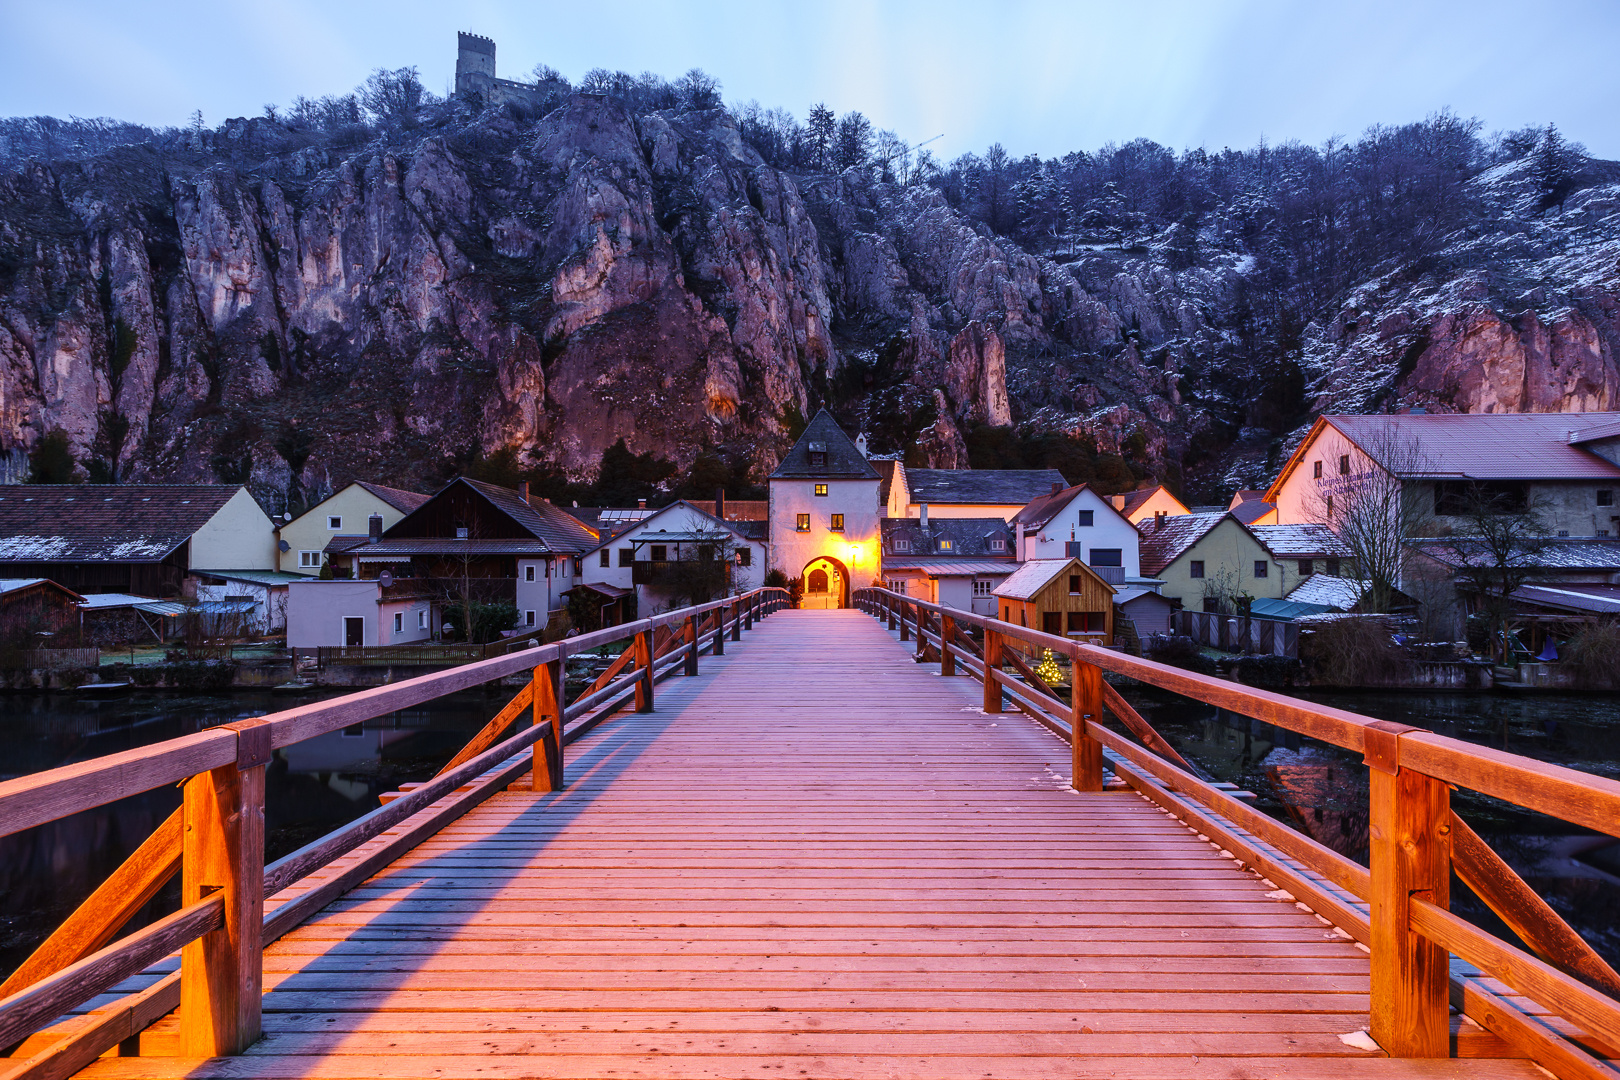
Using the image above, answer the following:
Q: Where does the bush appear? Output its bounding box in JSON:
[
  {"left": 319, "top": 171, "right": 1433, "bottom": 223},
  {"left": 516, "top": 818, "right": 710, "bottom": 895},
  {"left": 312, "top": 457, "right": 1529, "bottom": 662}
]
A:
[
  {"left": 1563, "top": 623, "right": 1620, "bottom": 690},
  {"left": 1302, "top": 618, "right": 1411, "bottom": 687},
  {"left": 1145, "top": 634, "right": 1218, "bottom": 676},
  {"left": 165, "top": 659, "right": 237, "bottom": 692},
  {"left": 1232, "top": 654, "right": 1303, "bottom": 689}
]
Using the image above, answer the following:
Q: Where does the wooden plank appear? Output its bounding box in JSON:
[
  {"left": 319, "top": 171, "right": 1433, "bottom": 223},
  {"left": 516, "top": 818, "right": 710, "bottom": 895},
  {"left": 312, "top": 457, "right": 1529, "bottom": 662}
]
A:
[
  {"left": 0, "top": 972, "right": 179, "bottom": 1080},
  {"left": 0, "top": 809, "right": 182, "bottom": 999},
  {"left": 1453, "top": 975, "right": 1620, "bottom": 1080}
]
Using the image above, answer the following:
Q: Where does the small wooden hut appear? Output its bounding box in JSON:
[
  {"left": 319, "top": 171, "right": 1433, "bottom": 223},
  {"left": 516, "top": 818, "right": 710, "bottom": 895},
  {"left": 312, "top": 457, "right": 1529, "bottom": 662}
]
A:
[{"left": 991, "top": 558, "right": 1115, "bottom": 650}]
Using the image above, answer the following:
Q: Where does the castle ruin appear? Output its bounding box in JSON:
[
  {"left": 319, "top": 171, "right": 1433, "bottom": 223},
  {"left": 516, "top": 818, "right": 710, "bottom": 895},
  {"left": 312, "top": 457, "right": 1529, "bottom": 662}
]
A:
[{"left": 454, "top": 33, "right": 546, "bottom": 109}]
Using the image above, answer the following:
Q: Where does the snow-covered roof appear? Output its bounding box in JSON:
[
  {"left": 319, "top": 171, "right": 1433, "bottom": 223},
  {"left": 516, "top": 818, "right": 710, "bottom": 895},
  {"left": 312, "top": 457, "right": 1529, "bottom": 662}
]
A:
[
  {"left": 1286, "top": 574, "right": 1371, "bottom": 611},
  {"left": 1251, "top": 524, "right": 1353, "bottom": 559},
  {"left": 1412, "top": 537, "right": 1620, "bottom": 571},
  {"left": 1135, "top": 512, "right": 1229, "bottom": 576},
  {"left": 991, "top": 558, "right": 1114, "bottom": 601},
  {"left": 0, "top": 485, "right": 246, "bottom": 563},
  {"left": 1512, "top": 584, "right": 1620, "bottom": 614},
  {"left": 78, "top": 592, "right": 162, "bottom": 610}
]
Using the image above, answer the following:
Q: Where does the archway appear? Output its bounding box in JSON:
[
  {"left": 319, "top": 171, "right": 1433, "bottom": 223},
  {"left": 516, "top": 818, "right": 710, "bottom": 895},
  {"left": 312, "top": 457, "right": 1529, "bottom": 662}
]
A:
[{"left": 801, "top": 555, "right": 850, "bottom": 609}]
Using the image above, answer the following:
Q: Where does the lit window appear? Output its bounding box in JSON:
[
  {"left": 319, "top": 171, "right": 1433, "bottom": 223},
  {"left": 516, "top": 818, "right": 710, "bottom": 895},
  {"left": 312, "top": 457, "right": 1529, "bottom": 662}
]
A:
[
  {"left": 525, "top": 610, "right": 536, "bottom": 627},
  {"left": 524, "top": 565, "right": 535, "bottom": 582},
  {"left": 814, "top": 483, "right": 828, "bottom": 497},
  {"left": 1254, "top": 561, "right": 1268, "bottom": 579},
  {"left": 600, "top": 550, "right": 610, "bottom": 567},
  {"left": 831, "top": 514, "right": 845, "bottom": 532},
  {"left": 328, "top": 515, "right": 342, "bottom": 530},
  {"left": 937, "top": 537, "right": 951, "bottom": 550},
  {"left": 393, "top": 612, "right": 403, "bottom": 633},
  {"left": 1190, "top": 560, "right": 1205, "bottom": 579},
  {"left": 1313, "top": 461, "right": 1323, "bottom": 479},
  {"left": 796, "top": 514, "right": 810, "bottom": 532}
]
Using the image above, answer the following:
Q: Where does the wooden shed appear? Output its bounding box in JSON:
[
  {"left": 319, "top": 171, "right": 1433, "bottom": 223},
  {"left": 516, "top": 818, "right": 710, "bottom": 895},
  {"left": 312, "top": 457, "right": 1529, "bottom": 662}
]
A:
[{"left": 991, "top": 558, "right": 1115, "bottom": 650}]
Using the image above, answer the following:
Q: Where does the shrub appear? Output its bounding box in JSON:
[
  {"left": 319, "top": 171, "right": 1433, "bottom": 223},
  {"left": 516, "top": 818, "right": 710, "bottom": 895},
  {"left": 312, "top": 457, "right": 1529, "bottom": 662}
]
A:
[
  {"left": 1563, "top": 623, "right": 1620, "bottom": 690},
  {"left": 165, "top": 659, "right": 237, "bottom": 692},
  {"left": 1302, "top": 617, "right": 1412, "bottom": 687},
  {"left": 1145, "top": 634, "right": 1218, "bottom": 676},
  {"left": 1232, "top": 654, "right": 1303, "bottom": 689}
]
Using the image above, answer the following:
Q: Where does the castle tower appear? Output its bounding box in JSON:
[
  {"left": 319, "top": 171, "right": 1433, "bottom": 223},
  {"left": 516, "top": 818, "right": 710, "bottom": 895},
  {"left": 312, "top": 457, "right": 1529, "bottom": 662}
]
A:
[{"left": 456, "top": 33, "right": 497, "bottom": 96}]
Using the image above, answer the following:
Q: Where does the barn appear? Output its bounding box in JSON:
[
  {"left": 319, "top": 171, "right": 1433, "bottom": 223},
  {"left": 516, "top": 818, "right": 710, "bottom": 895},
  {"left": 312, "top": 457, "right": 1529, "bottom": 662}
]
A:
[{"left": 991, "top": 558, "right": 1116, "bottom": 649}]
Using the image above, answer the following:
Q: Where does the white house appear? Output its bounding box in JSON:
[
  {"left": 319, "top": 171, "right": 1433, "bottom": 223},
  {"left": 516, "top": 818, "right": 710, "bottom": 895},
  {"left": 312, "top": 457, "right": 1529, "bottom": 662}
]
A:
[
  {"left": 878, "top": 515, "right": 1017, "bottom": 615},
  {"left": 192, "top": 569, "right": 305, "bottom": 633},
  {"left": 285, "top": 579, "right": 436, "bottom": 648},
  {"left": 768, "top": 410, "right": 882, "bottom": 608},
  {"left": 1009, "top": 484, "right": 1143, "bottom": 580},
  {"left": 580, "top": 500, "right": 768, "bottom": 616},
  {"left": 277, "top": 481, "right": 428, "bottom": 575}
]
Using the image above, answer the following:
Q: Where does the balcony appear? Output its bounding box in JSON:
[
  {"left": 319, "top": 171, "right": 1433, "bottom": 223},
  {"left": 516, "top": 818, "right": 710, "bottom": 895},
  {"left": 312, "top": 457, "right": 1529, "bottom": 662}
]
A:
[{"left": 1091, "top": 565, "right": 1126, "bottom": 585}]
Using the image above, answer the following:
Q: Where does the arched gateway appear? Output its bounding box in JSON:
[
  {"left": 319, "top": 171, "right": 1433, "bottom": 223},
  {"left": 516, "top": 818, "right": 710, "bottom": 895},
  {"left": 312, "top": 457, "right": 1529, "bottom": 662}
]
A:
[{"left": 801, "top": 555, "right": 850, "bottom": 609}]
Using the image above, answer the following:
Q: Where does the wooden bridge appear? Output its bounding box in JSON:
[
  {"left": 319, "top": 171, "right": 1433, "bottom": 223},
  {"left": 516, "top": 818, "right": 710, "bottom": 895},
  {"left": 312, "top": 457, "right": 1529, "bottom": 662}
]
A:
[{"left": 1, "top": 588, "right": 1619, "bottom": 1079}]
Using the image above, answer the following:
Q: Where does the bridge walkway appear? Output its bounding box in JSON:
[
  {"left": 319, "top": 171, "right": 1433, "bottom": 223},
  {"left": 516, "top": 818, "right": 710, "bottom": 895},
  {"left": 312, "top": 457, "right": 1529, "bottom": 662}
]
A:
[{"left": 79, "top": 610, "right": 1540, "bottom": 1079}]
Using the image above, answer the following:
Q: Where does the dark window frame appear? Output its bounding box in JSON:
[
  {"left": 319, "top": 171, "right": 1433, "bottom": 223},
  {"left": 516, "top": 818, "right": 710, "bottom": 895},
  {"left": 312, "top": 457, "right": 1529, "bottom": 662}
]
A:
[
  {"left": 1253, "top": 560, "right": 1269, "bottom": 579},
  {"left": 1189, "top": 560, "right": 1205, "bottom": 579}
]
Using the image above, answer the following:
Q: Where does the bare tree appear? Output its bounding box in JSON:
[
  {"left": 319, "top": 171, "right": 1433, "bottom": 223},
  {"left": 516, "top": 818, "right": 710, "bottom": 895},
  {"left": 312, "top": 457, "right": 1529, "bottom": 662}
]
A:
[
  {"left": 1306, "top": 427, "right": 1434, "bottom": 613},
  {"left": 1427, "top": 483, "right": 1548, "bottom": 662}
]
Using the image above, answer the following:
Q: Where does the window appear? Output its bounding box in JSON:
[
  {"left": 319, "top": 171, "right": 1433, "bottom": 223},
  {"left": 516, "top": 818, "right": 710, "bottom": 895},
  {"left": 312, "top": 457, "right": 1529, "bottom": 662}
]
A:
[
  {"left": 455, "top": 525, "right": 469, "bottom": 539},
  {"left": 1190, "top": 560, "right": 1205, "bottom": 579},
  {"left": 650, "top": 544, "right": 667, "bottom": 561},
  {"left": 619, "top": 548, "right": 634, "bottom": 567},
  {"left": 1067, "top": 611, "right": 1097, "bottom": 633},
  {"left": 1339, "top": 454, "right": 1350, "bottom": 475},
  {"left": 937, "top": 538, "right": 951, "bottom": 550},
  {"left": 418, "top": 610, "right": 427, "bottom": 630},
  {"left": 600, "top": 550, "right": 610, "bottom": 567},
  {"left": 990, "top": 538, "right": 1005, "bottom": 551},
  {"left": 1558, "top": 529, "right": 1570, "bottom": 538},
  {"left": 1435, "top": 480, "right": 1529, "bottom": 515},
  {"left": 1042, "top": 612, "right": 1062, "bottom": 635},
  {"left": 524, "top": 565, "right": 535, "bottom": 582},
  {"left": 807, "top": 442, "right": 827, "bottom": 467},
  {"left": 1325, "top": 558, "right": 1341, "bottom": 576},
  {"left": 830, "top": 513, "right": 845, "bottom": 532},
  {"left": 814, "top": 483, "right": 828, "bottom": 497},
  {"left": 893, "top": 538, "right": 911, "bottom": 552},
  {"left": 1313, "top": 460, "right": 1323, "bottom": 479},
  {"left": 328, "top": 515, "right": 342, "bottom": 530},
  {"left": 525, "top": 610, "right": 536, "bottom": 627},
  {"left": 972, "top": 579, "right": 993, "bottom": 596},
  {"left": 1325, "top": 495, "right": 1334, "bottom": 518},
  {"left": 393, "top": 612, "right": 403, "bottom": 634},
  {"left": 573, "top": 557, "right": 582, "bottom": 576},
  {"left": 1600, "top": 490, "right": 1615, "bottom": 507},
  {"left": 1298, "top": 559, "right": 1313, "bottom": 576},
  {"left": 735, "top": 548, "right": 752, "bottom": 567},
  {"left": 1088, "top": 549, "right": 1122, "bottom": 567},
  {"left": 299, "top": 551, "right": 322, "bottom": 568},
  {"left": 1253, "top": 561, "right": 1268, "bottom": 579},
  {"left": 1076, "top": 510, "right": 1094, "bottom": 527},
  {"left": 1069, "top": 574, "right": 1082, "bottom": 594},
  {"left": 796, "top": 513, "right": 810, "bottom": 532},
  {"left": 1003, "top": 604, "right": 1012, "bottom": 621},
  {"left": 890, "top": 579, "right": 908, "bottom": 595},
  {"left": 1202, "top": 597, "right": 1221, "bottom": 614}
]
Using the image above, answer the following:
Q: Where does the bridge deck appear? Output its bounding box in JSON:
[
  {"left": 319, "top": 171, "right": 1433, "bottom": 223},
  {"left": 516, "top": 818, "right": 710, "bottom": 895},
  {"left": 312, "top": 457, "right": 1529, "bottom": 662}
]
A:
[{"left": 82, "top": 610, "right": 1538, "bottom": 1079}]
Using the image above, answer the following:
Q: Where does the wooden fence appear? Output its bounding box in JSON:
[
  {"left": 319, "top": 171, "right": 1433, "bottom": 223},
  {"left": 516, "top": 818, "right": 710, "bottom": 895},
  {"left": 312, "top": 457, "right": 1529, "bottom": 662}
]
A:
[
  {"left": 1178, "top": 609, "right": 1300, "bottom": 657},
  {"left": 0, "top": 588, "right": 789, "bottom": 1076},
  {"left": 856, "top": 586, "right": 1620, "bottom": 1079}
]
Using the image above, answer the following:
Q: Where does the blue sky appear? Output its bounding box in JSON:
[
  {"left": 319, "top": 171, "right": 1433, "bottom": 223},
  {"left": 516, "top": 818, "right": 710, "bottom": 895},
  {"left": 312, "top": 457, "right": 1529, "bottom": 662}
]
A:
[{"left": 3, "top": 0, "right": 1619, "bottom": 159}]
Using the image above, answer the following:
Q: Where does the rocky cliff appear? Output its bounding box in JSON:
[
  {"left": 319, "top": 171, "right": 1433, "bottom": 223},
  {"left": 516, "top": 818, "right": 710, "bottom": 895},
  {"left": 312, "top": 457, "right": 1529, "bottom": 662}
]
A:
[{"left": 2, "top": 100, "right": 1618, "bottom": 507}]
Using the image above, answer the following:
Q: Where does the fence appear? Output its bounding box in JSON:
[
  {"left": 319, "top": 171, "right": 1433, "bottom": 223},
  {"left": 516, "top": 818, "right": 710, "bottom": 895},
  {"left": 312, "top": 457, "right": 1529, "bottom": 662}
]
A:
[
  {"left": 1178, "top": 609, "right": 1300, "bottom": 657},
  {"left": 856, "top": 586, "right": 1620, "bottom": 1077}
]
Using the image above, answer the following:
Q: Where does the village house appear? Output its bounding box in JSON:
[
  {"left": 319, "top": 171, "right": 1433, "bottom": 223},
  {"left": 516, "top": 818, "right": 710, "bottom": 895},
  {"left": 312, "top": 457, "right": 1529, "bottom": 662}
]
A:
[
  {"left": 0, "top": 485, "right": 276, "bottom": 598},
  {"left": 0, "top": 578, "right": 86, "bottom": 647},
  {"left": 1228, "top": 490, "right": 1278, "bottom": 525},
  {"left": 578, "top": 499, "right": 768, "bottom": 619},
  {"left": 286, "top": 578, "right": 437, "bottom": 649},
  {"left": 991, "top": 557, "right": 1116, "bottom": 646},
  {"left": 1010, "top": 483, "right": 1143, "bottom": 581},
  {"left": 885, "top": 465, "right": 1071, "bottom": 521},
  {"left": 879, "top": 514, "right": 1016, "bottom": 615},
  {"left": 1249, "top": 523, "right": 1355, "bottom": 598},
  {"left": 1137, "top": 511, "right": 1279, "bottom": 614},
  {"left": 277, "top": 481, "right": 428, "bottom": 575},
  {"left": 191, "top": 569, "right": 304, "bottom": 634},
  {"left": 1109, "top": 485, "right": 1192, "bottom": 524},
  {"left": 1267, "top": 412, "right": 1620, "bottom": 536},
  {"left": 768, "top": 411, "right": 882, "bottom": 609}
]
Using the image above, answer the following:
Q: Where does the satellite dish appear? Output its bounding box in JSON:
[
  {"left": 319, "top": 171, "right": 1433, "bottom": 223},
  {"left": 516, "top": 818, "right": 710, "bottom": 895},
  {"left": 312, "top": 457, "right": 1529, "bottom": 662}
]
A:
[
  {"left": 278, "top": 540, "right": 290, "bottom": 552},
  {"left": 378, "top": 570, "right": 394, "bottom": 588}
]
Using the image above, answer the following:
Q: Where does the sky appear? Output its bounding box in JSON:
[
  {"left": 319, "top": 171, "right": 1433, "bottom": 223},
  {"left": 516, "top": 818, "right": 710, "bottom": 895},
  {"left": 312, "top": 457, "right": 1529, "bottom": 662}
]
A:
[{"left": 4, "top": 0, "right": 1620, "bottom": 160}]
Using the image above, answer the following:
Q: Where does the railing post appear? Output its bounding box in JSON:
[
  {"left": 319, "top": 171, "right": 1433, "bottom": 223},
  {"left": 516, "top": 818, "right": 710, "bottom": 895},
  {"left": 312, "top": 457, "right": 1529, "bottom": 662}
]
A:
[
  {"left": 1366, "top": 721, "right": 1450, "bottom": 1057},
  {"left": 744, "top": 595, "right": 754, "bottom": 631},
  {"left": 940, "top": 614, "right": 956, "bottom": 676},
  {"left": 634, "top": 627, "right": 655, "bottom": 712},
  {"left": 886, "top": 596, "right": 897, "bottom": 631},
  {"left": 915, "top": 607, "right": 927, "bottom": 659},
  {"left": 1071, "top": 651, "right": 1104, "bottom": 792},
  {"left": 982, "top": 625, "right": 1003, "bottom": 714},
  {"left": 532, "top": 657, "right": 563, "bottom": 791},
  {"left": 714, "top": 606, "right": 727, "bottom": 655},
  {"left": 180, "top": 718, "right": 267, "bottom": 1056},
  {"left": 730, "top": 600, "right": 741, "bottom": 642},
  {"left": 899, "top": 601, "right": 910, "bottom": 642},
  {"left": 684, "top": 615, "right": 699, "bottom": 676}
]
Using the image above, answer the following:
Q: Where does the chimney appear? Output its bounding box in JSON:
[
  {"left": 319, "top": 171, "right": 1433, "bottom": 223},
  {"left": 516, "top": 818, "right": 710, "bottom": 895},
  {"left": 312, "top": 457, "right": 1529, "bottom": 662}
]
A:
[
  {"left": 1015, "top": 521, "right": 1025, "bottom": 562},
  {"left": 919, "top": 503, "right": 928, "bottom": 528},
  {"left": 1155, "top": 510, "right": 1166, "bottom": 530},
  {"left": 715, "top": 487, "right": 726, "bottom": 520},
  {"left": 368, "top": 514, "right": 383, "bottom": 542},
  {"left": 1050, "top": 482, "right": 1062, "bottom": 495},
  {"left": 518, "top": 481, "right": 530, "bottom": 503},
  {"left": 638, "top": 498, "right": 646, "bottom": 510}
]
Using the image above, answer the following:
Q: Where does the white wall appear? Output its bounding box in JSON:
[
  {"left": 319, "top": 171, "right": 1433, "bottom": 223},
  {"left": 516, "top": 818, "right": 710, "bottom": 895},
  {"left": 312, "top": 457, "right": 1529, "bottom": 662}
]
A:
[
  {"left": 378, "top": 597, "right": 434, "bottom": 645},
  {"left": 192, "top": 488, "right": 277, "bottom": 570},
  {"left": 1019, "top": 489, "right": 1141, "bottom": 577},
  {"left": 1270, "top": 424, "right": 1370, "bottom": 527},
  {"left": 517, "top": 557, "right": 574, "bottom": 628},
  {"left": 581, "top": 504, "right": 768, "bottom": 611},
  {"left": 278, "top": 485, "right": 418, "bottom": 574},
  {"left": 194, "top": 580, "right": 286, "bottom": 633},
  {"left": 287, "top": 580, "right": 380, "bottom": 648},
  {"left": 769, "top": 478, "right": 882, "bottom": 586}
]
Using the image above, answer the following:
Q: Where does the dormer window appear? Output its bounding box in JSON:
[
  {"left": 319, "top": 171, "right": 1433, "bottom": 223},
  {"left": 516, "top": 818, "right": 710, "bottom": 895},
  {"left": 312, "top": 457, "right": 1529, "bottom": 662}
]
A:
[
  {"left": 990, "top": 538, "right": 1005, "bottom": 551},
  {"left": 938, "top": 539, "right": 953, "bottom": 551},
  {"left": 893, "top": 538, "right": 911, "bottom": 552},
  {"left": 807, "top": 441, "right": 828, "bottom": 467}
]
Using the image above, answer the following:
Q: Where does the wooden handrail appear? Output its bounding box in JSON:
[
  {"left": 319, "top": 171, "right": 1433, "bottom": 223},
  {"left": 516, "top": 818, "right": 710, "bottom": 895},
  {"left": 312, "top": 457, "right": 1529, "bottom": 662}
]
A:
[{"left": 856, "top": 586, "right": 1620, "bottom": 1071}]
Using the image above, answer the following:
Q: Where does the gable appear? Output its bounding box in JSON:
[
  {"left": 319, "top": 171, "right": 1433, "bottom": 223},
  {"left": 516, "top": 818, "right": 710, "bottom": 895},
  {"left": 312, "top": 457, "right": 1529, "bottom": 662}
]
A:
[{"left": 770, "top": 410, "right": 879, "bottom": 480}]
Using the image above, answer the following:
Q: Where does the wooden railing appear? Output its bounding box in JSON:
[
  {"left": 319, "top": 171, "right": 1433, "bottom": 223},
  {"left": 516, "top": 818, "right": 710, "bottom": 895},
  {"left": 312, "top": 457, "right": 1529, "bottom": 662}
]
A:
[
  {"left": 0, "top": 588, "right": 789, "bottom": 1076},
  {"left": 856, "top": 587, "right": 1620, "bottom": 1079}
]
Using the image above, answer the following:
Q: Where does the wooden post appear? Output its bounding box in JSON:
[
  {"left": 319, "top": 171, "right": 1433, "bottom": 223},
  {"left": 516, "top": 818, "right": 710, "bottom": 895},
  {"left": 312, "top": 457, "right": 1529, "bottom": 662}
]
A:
[
  {"left": 714, "top": 607, "right": 726, "bottom": 655},
  {"left": 915, "top": 607, "right": 927, "bottom": 659},
  {"left": 633, "top": 628, "right": 655, "bottom": 712},
  {"left": 983, "top": 626, "right": 1003, "bottom": 714},
  {"left": 730, "top": 600, "right": 741, "bottom": 642},
  {"left": 180, "top": 719, "right": 267, "bottom": 1056},
  {"left": 940, "top": 615, "right": 956, "bottom": 676},
  {"left": 899, "top": 602, "right": 910, "bottom": 642},
  {"left": 532, "top": 659, "right": 563, "bottom": 791},
  {"left": 1071, "top": 654, "right": 1104, "bottom": 792},
  {"left": 1366, "top": 721, "right": 1451, "bottom": 1057},
  {"left": 684, "top": 616, "right": 699, "bottom": 676}
]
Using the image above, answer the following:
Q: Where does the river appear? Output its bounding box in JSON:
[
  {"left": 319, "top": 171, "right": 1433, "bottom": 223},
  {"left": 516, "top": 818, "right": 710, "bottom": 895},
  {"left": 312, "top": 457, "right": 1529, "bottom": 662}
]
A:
[{"left": 2, "top": 684, "right": 1618, "bottom": 982}]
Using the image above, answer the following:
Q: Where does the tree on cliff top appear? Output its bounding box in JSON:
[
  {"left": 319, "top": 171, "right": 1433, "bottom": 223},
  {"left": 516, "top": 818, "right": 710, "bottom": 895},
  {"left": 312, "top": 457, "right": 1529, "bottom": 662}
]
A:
[
  {"left": 1532, "top": 124, "right": 1580, "bottom": 213},
  {"left": 359, "top": 67, "right": 427, "bottom": 132}
]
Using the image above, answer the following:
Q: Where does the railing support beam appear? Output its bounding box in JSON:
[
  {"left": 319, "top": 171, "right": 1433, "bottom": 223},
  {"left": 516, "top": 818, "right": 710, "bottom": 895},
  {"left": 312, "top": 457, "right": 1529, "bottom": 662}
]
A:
[
  {"left": 1367, "top": 721, "right": 1451, "bottom": 1057},
  {"left": 532, "top": 658, "right": 563, "bottom": 791},
  {"left": 180, "top": 720, "right": 267, "bottom": 1056}
]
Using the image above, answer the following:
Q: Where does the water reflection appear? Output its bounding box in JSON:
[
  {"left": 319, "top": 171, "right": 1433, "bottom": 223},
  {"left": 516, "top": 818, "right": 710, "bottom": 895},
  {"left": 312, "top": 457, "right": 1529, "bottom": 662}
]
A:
[
  {"left": 1112, "top": 685, "right": 1620, "bottom": 969},
  {"left": 0, "top": 688, "right": 506, "bottom": 979}
]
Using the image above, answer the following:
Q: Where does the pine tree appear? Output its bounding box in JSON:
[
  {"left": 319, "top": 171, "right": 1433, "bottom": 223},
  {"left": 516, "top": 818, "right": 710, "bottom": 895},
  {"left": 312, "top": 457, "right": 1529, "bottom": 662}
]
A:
[
  {"left": 806, "top": 104, "right": 835, "bottom": 172},
  {"left": 1531, "top": 124, "right": 1576, "bottom": 213}
]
